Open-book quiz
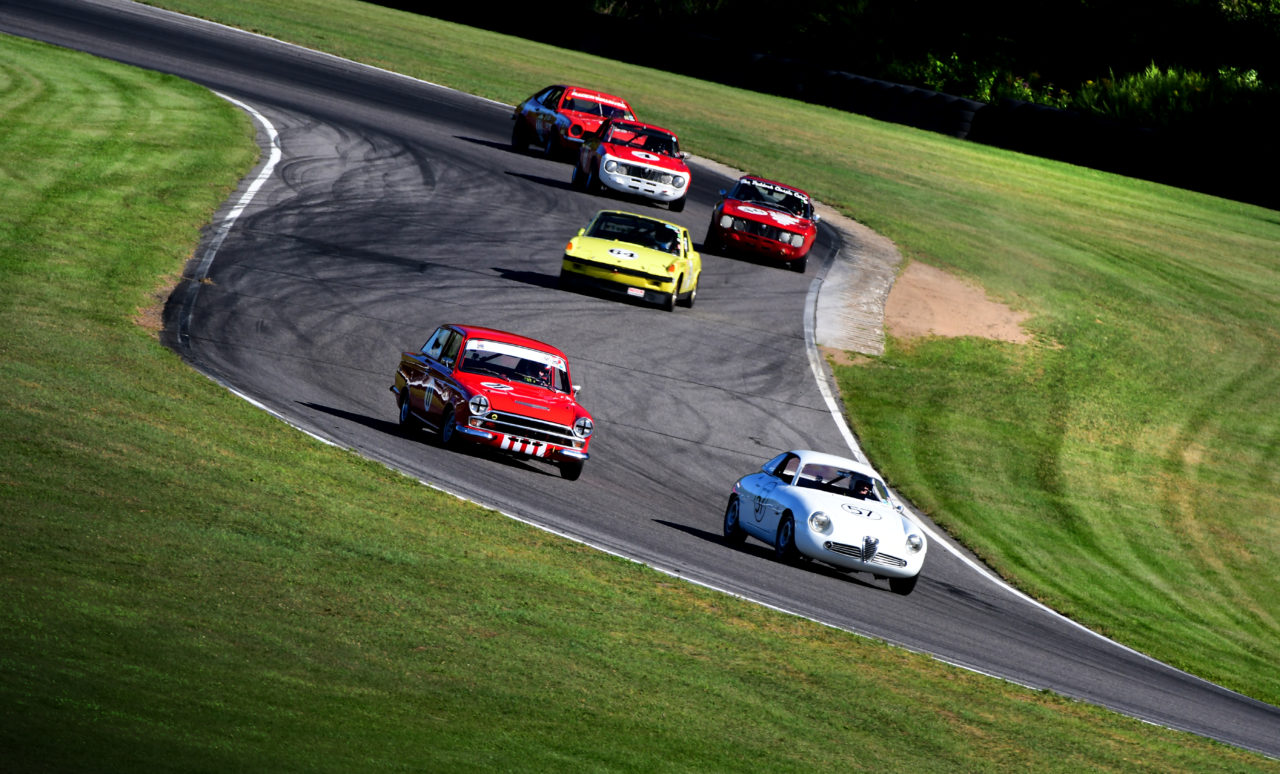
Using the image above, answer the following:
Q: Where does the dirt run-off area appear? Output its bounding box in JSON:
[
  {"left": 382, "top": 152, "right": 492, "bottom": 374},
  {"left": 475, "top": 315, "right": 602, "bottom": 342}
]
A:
[{"left": 885, "top": 260, "right": 1032, "bottom": 344}]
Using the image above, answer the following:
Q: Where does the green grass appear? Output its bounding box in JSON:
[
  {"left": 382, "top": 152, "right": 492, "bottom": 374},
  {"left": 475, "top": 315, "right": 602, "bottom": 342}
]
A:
[{"left": 1, "top": 7, "right": 1278, "bottom": 774}]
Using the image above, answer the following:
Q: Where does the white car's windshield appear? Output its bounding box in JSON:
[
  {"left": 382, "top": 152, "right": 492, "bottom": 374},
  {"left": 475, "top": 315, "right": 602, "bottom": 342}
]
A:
[{"left": 795, "top": 463, "right": 885, "bottom": 501}]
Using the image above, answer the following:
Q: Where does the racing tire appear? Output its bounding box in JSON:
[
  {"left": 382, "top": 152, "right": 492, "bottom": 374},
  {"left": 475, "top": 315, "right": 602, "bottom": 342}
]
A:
[
  {"left": 669, "top": 196, "right": 686, "bottom": 213},
  {"left": 774, "top": 514, "right": 800, "bottom": 563},
  {"left": 397, "top": 393, "right": 417, "bottom": 435},
  {"left": 679, "top": 282, "right": 696, "bottom": 308},
  {"left": 663, "top": 277, "right": 680, "bottom": 312},
  {"left": 703, "top": 232, "right": 722, "bottom": 255},
  {"left": 570, "top": 165, "right": 586, "bottom": 191},
  {"left": 889, "top": 573, "right": 920, "bottom": 596},
  {"left": 559, "top": 458, "right": 584, "bottom": 481},
  {"left": 543, "top": 133, "right": 558, "bottom": 159},
  {"left": 511, "top": 120, "right": 530, "bottom": 153},
  {"left": 586, "top": 166, "right": 604, "bottom": 195},
  {"left": 722, "top": 497, "right": 747, "bottom": 544},
  {"left": 791, "top": 255, "right": 808, "bottom": 273},
  {"left": 438, "top": 408, "right": 460, "bottom": 448}
]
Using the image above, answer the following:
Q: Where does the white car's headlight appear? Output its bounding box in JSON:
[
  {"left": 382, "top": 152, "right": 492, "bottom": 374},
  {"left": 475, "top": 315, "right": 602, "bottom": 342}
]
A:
[
  {"left": 573, "top": 416, "right": 594, "bottom": 438},
  {"left": 808, "top": 511, "right": 832, "bottom": 534},
  {"left": 604, "top": 159, "right": 618, "bottom": 173},
  {"left": 658, "top": 172, "right": 673, "bottom": 185},
  {"left": 906, "top": 533, "right": 924, "bottom": 552},
  {"left": 468, "top": 394, "right": 489, "bottom": 415},
  {"left": 672, "top": 175, "right": 687, "bottom": 189}
]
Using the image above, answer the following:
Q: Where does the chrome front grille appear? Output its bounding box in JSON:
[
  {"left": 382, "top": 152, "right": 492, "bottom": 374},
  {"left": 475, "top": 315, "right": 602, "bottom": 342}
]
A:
[
  {"left": 616, "top": 162, "right": 667, "bottom": 182},
  {"left": 824, "top": 541, "right": 908, "bottom": 567},
  {"left": 732, "top": 217, "right": 789, "bottom": 242},
  {"left": 475, "top": 409, "right": 579, "bottom": 447}
]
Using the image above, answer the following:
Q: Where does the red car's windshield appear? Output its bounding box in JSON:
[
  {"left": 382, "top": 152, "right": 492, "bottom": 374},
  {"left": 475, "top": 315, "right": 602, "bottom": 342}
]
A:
[
  {"left": 458, "top": 339, "right": 569, "bottom": 393},
  {"left": 605, "top": 124, "right": 678, "bottom": 157},
  {"left": 563, "top": 96, "right": 633, "bottom": 120},
  {"left": 732, "top": 179, "right": 812, "bottom": 218}
]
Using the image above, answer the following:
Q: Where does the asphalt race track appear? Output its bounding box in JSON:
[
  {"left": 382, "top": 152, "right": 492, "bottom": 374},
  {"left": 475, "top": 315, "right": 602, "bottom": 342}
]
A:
[{"left": 3, "top": 0, "right": 1278, "bottom": 758}]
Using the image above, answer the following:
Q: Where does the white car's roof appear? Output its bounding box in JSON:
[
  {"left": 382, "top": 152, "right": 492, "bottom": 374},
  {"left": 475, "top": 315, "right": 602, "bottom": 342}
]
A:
[{"left": 788, "top": 449, "right": 879, "bottom": 479}]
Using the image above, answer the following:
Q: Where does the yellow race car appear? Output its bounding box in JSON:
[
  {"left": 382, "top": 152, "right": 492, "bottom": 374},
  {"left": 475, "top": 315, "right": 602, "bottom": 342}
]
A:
[{"left": 559, "top": 209, "right": 701, "bottom": 311}]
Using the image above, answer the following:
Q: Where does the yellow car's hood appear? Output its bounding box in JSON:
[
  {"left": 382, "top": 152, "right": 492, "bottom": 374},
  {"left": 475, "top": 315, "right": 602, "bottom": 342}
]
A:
[{"left": 565, "top": 235, "right": 679, "bottom": 278}]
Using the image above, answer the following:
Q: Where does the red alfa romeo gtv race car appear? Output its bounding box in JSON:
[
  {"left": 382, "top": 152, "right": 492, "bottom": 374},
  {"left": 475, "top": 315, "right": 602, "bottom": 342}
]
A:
[
  {"left": 391, "top": 324, "right": 595, "bottom": 480},
  {"left": 511, "top": 84, "right": 636, "bottom": 159},
  {"left": 572, "top": 118, "right": 691, "bottom": 212},
  {"left": 705, "top": 175, "right": 820, "bottom": 272}
]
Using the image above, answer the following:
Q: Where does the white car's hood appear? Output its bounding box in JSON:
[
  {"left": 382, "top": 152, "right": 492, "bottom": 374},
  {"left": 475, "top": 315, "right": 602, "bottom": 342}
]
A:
[{"left": 790, "top": 489, "right": 920, "bottom": 545}]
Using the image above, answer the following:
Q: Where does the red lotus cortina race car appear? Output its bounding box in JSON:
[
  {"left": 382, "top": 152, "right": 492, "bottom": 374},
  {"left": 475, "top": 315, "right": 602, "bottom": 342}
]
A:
[
  {"left": 572, "top": 118, "right": 691, "bottom": 212},
  {"left": 391, "top": 324, "right": 595, "bottom": 480},
  {"left": 511, "top": 84, "right": 636, "bottom": 159},
  {"left": 705, "top": 175, "right": 820, "bottom": 272}
]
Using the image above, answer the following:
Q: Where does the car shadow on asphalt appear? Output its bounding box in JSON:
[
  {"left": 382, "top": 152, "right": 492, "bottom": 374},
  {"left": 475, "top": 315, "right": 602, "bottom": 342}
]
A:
[
  {"left": 300, "top": 401, "right": 401, "bottom": 436},
  {"left": 651, "top": 518, "right": 884, "bottom": 591},
  {"left": 454, "top": 135, "right": 533, "bottom": 156},
  {"left": 504, "top": 170, "right": 576, "bottom": 191},
  {"left": 696, "top": 243, "right": 798, "bottom": 273},
  {"left": 456, "top": 135, "right": 576, "bottom": 164},
  {"left": 492, "top": 266, "right": 560, "bottom": 290},
  {"left": 300, "top": 400, "right": 565, "bottom": 478}
]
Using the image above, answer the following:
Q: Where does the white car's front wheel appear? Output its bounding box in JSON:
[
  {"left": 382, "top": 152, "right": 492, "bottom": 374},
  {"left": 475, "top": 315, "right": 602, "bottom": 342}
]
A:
[
  {"left": 889, "top": 573, "right": 919, "bottom": 595},
  {"left": 774, "top": 514, "right": 799, "bottom": 562}
]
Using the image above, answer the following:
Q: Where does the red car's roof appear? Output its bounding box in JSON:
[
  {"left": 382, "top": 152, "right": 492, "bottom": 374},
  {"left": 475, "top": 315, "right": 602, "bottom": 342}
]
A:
[
  {"left": 562, "top": 86, "right": 632, "bottom": 111},
  {"left": 739, "top": 175, "right": 810, "bottom": 199},
  {"left": 445, "top": 324, "right": 569, "bottom": 360}
]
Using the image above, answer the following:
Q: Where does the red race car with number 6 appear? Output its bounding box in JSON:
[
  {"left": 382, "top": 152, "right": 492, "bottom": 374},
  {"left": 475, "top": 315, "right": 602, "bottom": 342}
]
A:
[
  {"left": 705, "top": 175, "right": 820, "bottom": 272},
  {"left": 391, "top": 324, "right": 594, "bottom": 480},
  {"left": 572, "top": 118, "right": 691, "bottom": 212}
]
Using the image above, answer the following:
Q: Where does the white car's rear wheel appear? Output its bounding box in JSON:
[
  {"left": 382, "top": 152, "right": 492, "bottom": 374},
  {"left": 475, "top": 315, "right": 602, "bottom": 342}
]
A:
[{"left": 723, "top": 497, "right": 746, "bottom": 544}]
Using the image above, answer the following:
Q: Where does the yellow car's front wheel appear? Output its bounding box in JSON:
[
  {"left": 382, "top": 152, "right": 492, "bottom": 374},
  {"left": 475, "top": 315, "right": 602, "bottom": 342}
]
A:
[{"left": 664, "top": 276, "right": 681, "bottom": 312}]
